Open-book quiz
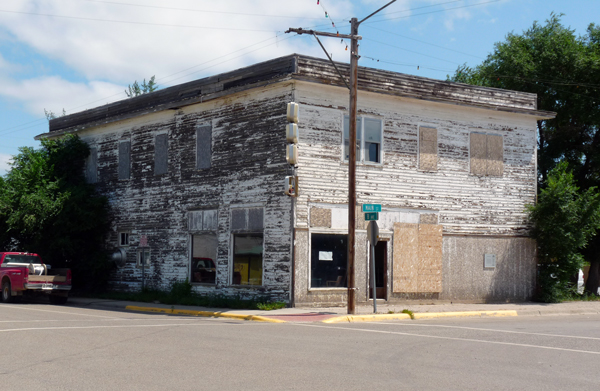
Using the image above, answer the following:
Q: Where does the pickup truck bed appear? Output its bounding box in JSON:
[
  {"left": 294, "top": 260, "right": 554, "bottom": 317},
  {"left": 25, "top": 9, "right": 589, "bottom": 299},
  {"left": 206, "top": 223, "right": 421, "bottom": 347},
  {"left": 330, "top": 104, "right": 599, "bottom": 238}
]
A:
[{"left": 0, "top": 253, "right": 72, "bottom": 304}]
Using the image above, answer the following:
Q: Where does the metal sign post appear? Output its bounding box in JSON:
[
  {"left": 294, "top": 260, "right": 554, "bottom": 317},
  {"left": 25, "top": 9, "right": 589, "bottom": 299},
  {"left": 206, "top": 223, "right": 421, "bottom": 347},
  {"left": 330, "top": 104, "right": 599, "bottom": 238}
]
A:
[{"left": 367, "top": 220, "right": 379, "bottom": 313}]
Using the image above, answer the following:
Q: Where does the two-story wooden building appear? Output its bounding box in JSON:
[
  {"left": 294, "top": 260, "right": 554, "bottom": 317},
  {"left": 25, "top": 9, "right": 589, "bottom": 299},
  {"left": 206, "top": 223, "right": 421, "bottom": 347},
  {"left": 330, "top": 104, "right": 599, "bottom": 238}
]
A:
[{"left": 38, "top": 54, "right": 554, "bottom": 306}]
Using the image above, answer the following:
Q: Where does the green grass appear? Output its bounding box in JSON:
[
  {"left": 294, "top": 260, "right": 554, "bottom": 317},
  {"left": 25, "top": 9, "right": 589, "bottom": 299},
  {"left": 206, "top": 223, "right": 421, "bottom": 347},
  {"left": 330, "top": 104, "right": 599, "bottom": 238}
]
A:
[
  {"left": 564, "top": 292, "right": 600, "bottom": 302},
  {"left": 86, "top": 280, "right": 287, "bottom": 310},
  {"left": 401, "top": 309, "right": 415, "bottom": 319}
]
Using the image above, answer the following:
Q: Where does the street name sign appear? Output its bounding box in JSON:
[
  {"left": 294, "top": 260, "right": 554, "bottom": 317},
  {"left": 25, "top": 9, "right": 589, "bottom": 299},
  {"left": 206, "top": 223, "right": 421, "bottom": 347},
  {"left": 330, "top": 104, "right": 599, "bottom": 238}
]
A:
[
  {"left": 364, "top": 212, "right": 378, "bottom": 221},
  {"left": 362, "top": 204, "right": 382, "bottom": 213}
]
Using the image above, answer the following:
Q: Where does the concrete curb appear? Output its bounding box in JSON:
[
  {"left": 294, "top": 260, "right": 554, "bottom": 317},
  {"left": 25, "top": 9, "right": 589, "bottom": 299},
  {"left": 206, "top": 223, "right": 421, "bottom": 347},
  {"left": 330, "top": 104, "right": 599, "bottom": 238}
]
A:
[
  {"left": 125, "top": 305, "right": 286, "bottom": 323},
  {"left": 322, "top": 310, "right": 518, "bottom": 323},
  {"left": 412, "top": 310, "right": 518, "bottom": 319},
  {"left": 323, "top": 313, "right": 412, "bottom": 323}
]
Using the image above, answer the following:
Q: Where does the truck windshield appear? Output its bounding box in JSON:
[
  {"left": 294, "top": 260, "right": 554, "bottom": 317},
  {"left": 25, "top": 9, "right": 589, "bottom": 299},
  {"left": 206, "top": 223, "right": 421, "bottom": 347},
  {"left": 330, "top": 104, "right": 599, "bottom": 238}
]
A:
[{"left": 3, "top": 255, "right": 41, "bottom": 264}]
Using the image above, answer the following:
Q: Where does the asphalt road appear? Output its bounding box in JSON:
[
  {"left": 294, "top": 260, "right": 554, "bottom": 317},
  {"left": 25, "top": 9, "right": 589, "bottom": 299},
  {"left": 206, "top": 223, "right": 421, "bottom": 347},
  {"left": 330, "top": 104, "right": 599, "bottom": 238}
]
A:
[{"left": 1, "top": 303, "right": 600, "bottom": 390}]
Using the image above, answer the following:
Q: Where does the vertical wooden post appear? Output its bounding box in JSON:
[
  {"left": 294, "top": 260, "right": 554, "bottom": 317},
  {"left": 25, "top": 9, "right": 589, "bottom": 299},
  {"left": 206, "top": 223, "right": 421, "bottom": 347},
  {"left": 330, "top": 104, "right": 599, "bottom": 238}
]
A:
[{"left": 347, "top": 17, "right": 359, "bottom": 315}]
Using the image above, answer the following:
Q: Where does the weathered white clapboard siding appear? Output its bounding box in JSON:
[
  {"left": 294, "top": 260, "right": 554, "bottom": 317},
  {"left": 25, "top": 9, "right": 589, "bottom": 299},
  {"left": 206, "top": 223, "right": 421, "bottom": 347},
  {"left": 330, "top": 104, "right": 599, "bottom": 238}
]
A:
[
  {"left": 293, "top": 81, "right": 538, "bottom": 236},
  {"left": 74, "top": 83, "right": 294, "bottom": 299},
  {"left": 38, "top": 54, "right": 554, "bottom": 304},
  {"left": 294, "top": 57, "right": 545, "bottom": 113}
]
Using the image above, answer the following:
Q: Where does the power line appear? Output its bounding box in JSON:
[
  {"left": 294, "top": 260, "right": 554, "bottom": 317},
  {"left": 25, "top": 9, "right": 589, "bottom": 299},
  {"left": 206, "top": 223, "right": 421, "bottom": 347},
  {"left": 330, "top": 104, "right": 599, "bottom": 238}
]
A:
[
  {"left": 364, "top": 37, "right": 461, "bottom": 65},
  {"left": 0, "top": 9, "right": 275, "bottom": 32},
  {"left": 362, "top": 24, "right": 483, "bottom": 60},
  {"left": 361, "top": 55, "right": 455, "bottom": 73},
  {"left": 79, "top": 0, "right": 325, "bottom": 20},
  {"left": 363, "top": 0, "right": 504, "bottom": 24},
  {"left": 0, "top": 33, "right": 298, "bottom": 140},
  {"left": 159, "top": 33, "right": 298, "bottom": 88},
  {"left": 379, "top": 0, "right": 465, "bottom": 17}
]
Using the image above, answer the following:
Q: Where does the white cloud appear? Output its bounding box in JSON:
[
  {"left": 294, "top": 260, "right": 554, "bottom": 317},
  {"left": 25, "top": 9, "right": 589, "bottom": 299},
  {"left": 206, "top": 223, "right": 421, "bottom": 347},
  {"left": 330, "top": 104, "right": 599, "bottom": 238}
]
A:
[
  {"left": 0, "top": 0, "right": 355, "bottom": 116},
  {"left": 0, "top": 153, "right": 13, "bottom": 176},
  {"left": 444, "top": 8, "right": 472, "bottom": 31},
  {"left": 0, "top": 0, "right": 354, "bottom": 83},
  {"left": 0, "top": 74, "right": 124, "bottom": 117}
]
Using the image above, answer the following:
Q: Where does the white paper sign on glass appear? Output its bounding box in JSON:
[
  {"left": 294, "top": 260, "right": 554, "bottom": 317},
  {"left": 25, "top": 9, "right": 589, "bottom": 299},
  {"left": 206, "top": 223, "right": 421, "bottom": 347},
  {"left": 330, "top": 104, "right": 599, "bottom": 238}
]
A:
[{"left": 319, "top": 251, "right": 333, "bottom": 261}]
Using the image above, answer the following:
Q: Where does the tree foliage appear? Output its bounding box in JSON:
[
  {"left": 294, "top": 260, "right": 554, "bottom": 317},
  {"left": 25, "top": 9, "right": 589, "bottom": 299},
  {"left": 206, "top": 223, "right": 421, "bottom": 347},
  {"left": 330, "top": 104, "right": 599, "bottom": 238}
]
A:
[
  {"left": 0, "top": 135, "right": 112, "bottom": 292},
  {"left": 449, "top": 13, "right": 600, "bottom": 298},
  {"left": 125, "top": 76, "right": 158, "bottom": 98},
  {"left": 44, "top": 108, "right": 66, "bottom": 121},
  {"left": 450, "top": 14, "right": 600, "bottom": 188},
  {"left": 528, "top": 162, "right": 600, "bottom": 302}
]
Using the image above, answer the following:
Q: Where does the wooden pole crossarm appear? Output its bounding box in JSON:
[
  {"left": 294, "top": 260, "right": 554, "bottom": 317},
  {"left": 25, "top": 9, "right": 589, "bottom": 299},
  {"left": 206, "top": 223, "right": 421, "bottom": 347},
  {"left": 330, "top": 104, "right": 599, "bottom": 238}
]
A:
[
  {"left": 285, "top": 28, "right": 361, "bottom": 41},
  {"left": 311, "top": 33, "right": 351, "bottom": 90}
]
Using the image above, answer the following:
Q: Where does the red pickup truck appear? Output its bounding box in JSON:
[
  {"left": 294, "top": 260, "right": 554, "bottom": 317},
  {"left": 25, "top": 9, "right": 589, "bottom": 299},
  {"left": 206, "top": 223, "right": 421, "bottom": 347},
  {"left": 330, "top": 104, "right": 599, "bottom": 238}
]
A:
[{"left": 0, "top": 252, "right": 72, "bottom": 304}]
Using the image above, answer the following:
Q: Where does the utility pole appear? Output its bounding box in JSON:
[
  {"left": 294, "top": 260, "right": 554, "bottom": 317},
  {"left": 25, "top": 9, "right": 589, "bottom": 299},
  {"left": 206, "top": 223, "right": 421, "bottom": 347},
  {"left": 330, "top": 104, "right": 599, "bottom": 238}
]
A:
[{"left": 287, "top": 0, "right": 396, "bottom": 315}]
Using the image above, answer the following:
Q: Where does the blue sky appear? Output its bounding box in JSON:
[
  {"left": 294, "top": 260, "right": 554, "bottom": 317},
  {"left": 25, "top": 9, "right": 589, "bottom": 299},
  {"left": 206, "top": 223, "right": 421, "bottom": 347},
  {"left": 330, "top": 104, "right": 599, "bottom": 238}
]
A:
[{"left": 1, "top": 0, "right": 598, "bottom": 176}]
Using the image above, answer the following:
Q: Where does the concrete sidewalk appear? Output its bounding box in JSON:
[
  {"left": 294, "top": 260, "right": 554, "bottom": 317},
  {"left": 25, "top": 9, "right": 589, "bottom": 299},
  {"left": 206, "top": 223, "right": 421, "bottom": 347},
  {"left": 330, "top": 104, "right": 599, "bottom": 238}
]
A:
[{"left": 68, "top": 297, "right": 600, "bottom": 323}]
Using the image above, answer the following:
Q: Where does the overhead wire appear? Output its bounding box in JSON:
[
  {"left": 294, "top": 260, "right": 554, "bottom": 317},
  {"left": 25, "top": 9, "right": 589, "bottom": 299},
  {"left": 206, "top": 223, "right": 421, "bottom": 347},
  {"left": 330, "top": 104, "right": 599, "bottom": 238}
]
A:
[
  {"left": 0, "top": 9, "right": 276, "bottom": 32},
  {"left": 1, "top": 0, "right": 593, "bottom": 147},
  {"left": 364, "top": 37, "right": 461, "bottom": 65},
  {"left": 0, "top": 4, "right": 338, "bottom": 141},
  {"left": 362, "top": 24, "right": 483, "bottom": 60},
  {"left": 0, "top": 32, "right": 300, "bottom": 141},
  {"left": 363, "top": 0, "right": 504, "bottom": 24},
  {"left": 79, "top": 0, "right": 326, "bottom": 20},
  {"left": 361, "top": 55, "right": 455, "bottom": 73}
]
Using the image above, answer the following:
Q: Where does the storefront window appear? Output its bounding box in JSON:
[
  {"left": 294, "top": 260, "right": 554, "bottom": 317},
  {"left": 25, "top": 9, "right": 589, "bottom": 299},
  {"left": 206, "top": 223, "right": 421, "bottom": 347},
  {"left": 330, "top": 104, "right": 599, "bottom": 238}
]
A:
[
  {"left": 191, "top": 234, "right": 217, "bottom": 284},
  {"left": 311, "top": 233, "right": 348, "bottom": 288},
  {"left": 232, "top": 234, "right": 263, "bottom": 286}
]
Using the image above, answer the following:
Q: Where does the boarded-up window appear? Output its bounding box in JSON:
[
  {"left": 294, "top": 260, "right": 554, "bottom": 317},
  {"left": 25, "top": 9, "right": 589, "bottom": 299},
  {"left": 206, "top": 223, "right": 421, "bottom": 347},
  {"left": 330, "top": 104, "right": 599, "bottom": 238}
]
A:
[
  {"left": 118, "top": 141, "right": 130, "bottom": 180},
  {"left": 196, "top": 122, "right": 212, "bottom": 170},
  {"left": 188, "top": 209, "right": 218, "bottom": 232},
  {"left": 86, "top": 147, "right": 98, "bottom": 183},
  {"left": 486, "top": 134, "right": 504, "bottom": 176},
  {"left": 231, "top": 207, "right": 264, "bottom": 232},
  {"left": 419, "top": 126, "right": 437, "bottom": 171},
  {"left": 154, "top": 133, "right": 168, "bottom": 175},
  {"left": 470, "top": 132, "right": 503, "bottom": 176},
  {"left": 392, "top": 223, "right": 442, "bottom": 293}
]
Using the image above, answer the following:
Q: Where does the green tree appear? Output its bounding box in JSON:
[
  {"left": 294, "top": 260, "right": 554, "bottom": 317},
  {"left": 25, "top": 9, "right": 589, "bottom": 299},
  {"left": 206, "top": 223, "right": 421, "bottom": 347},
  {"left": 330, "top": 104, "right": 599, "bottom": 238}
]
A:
[
  {"left": 125, "top": 75, "right": 158, "bottom": 97},
  {"left": 528, "top": 162, "right": 600, "bottom": 302},
  {"left": 449, "top": 13, "right": 600, "bottom": 296},
  {"left": 44, "top": 108, "right": 66, "bottom": 121},
  {"left": 0, "top": 135, "right": 111, "bottom": 292}
]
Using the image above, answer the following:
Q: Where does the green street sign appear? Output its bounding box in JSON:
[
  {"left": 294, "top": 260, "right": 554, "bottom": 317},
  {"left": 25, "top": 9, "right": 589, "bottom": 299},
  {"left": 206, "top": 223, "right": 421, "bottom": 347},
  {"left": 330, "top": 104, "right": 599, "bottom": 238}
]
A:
[
  {"left": 362, "top": 204, "right": 382, "bottom": 213},
  {"left": 364, "top": 212, "right": 379, "bottom": 221}
]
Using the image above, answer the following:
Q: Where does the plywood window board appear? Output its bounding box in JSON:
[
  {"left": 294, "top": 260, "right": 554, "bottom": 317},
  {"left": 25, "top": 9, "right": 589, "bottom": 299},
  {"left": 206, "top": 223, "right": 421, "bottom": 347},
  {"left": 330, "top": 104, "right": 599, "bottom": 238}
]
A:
[
  {"left": 392, "top": 223, "right": 443, "bottom": 293},
  {"left": 487, "top": 134, "right": 504, "bottom": 176},
  {"left": 470, "top": 132, "right": 487, "bottom": 176},
  {"left": 419, "top": 126, "right": 438, "bottom": 172},
  {"left": 392, "top": 223, "right": 419, "bottom": 293},
  {"left": 470, "top": 132, "right": 504, "bottom": 177}
]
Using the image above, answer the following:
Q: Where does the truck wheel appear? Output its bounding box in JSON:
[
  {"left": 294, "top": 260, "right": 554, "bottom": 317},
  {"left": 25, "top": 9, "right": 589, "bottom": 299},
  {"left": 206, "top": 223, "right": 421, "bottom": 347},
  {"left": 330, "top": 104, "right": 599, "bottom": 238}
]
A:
[
  {"left": 49, "top": 295, "right": 68, "bottom": 305},
  {"left": 2, "top": 280, "right": 13, "bottom": 303}
]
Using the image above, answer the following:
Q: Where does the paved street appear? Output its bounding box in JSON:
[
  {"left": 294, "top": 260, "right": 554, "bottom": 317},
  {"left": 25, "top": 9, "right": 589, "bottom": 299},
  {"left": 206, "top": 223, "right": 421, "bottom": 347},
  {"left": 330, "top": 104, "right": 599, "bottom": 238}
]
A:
[{"left": 2, "top": 302, "right": 600, "bottom": 390}]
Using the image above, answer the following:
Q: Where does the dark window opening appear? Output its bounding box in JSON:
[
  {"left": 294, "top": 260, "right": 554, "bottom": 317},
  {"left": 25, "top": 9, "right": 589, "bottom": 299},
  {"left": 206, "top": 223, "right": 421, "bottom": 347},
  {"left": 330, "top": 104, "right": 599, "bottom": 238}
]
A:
[
  {"left": 311, "top": 233, "right": 348, "bottom": 288},
  {"left": 191, "top": 234, "right": 217, "bottom": 284}
]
